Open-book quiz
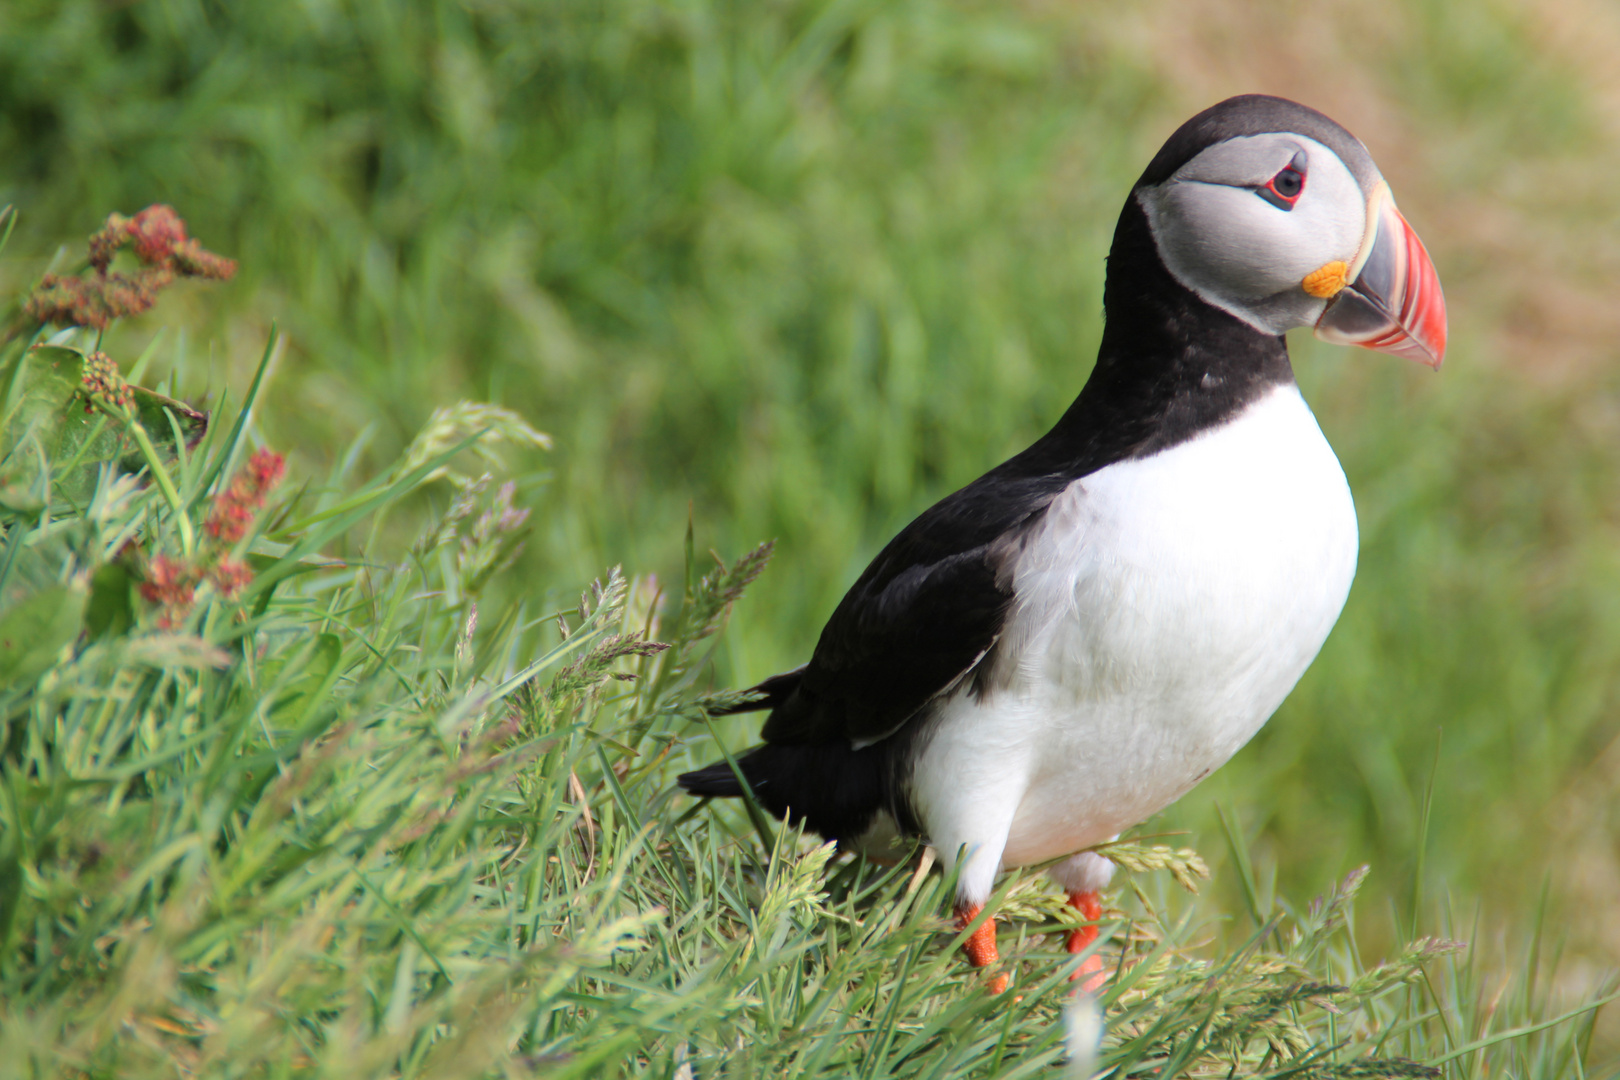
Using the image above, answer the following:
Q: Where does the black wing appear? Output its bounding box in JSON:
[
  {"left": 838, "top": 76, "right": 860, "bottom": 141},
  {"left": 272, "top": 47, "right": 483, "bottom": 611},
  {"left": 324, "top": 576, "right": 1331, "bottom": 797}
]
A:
[{"left": 756, "top": 469, "right": 1073, "bottom": 747}]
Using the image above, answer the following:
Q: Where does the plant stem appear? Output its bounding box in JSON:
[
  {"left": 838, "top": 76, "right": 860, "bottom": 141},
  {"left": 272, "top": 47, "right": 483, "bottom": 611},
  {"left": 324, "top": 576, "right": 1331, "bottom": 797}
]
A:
[{"left": 98, "top": 394, "right": 195, "bottom": 556}]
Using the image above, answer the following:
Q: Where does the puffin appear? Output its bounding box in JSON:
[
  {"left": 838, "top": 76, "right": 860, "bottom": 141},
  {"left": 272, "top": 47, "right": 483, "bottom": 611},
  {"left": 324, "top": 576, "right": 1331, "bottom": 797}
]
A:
[{"left": 679, "top": 95, "right": 1446, "bottom": 992}]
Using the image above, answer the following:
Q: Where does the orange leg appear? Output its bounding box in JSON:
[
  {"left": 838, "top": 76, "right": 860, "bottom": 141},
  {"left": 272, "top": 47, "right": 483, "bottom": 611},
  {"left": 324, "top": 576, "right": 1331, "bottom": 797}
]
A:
[
  {"left": 956, "top": 903, "right": 1009, "bottom": 994},
  {"left": 1065, "top": 890, "right": 1107, "bottom": 992}
]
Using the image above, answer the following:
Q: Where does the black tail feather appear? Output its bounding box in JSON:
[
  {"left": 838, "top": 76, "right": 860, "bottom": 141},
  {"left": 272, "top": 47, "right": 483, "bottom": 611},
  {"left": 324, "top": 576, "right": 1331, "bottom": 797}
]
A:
[
  {"left": 677, "top": 759, "right": 748, "bottom": 798},
  {"left": 677, "top": 738, "right": 913, "bottom": 844}
]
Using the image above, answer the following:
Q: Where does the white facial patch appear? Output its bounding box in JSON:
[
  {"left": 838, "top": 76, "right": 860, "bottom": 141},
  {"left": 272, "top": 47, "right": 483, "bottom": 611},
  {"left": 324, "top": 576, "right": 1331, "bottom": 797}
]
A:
[{"left": 1137, "top": 134, "right": 1373, "bottom": 335}]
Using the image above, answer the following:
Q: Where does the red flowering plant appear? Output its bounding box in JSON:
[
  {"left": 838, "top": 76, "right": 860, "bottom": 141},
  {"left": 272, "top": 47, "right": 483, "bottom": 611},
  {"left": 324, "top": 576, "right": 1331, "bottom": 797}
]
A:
[
  {"left": 24, "top": 204, "right": 236, "bottom": 331},
  {"left": 138, "top": 448, "right": 287, "bottom": 628},
  {"left": 0, "top": 203, "right": 274, "bottom": 662}
]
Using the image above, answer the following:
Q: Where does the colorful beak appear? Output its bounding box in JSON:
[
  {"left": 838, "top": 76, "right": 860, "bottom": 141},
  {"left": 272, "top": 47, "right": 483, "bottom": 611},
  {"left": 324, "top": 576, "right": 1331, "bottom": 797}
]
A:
[{"left": 1314, "top": 186, "right": 1447, "bottom": 368}]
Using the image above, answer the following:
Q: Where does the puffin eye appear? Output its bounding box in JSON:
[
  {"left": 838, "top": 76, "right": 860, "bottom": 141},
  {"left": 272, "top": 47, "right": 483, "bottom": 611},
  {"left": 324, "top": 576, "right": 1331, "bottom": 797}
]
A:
[{"left": 1255, "top": 151, "right": 1309, "bottom": 211}]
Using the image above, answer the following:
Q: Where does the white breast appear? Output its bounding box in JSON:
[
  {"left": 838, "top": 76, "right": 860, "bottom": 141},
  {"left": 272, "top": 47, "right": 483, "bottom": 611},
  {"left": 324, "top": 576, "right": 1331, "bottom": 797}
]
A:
[{"left": 906, "top": 385, "right": 1357, "bottom": 895}]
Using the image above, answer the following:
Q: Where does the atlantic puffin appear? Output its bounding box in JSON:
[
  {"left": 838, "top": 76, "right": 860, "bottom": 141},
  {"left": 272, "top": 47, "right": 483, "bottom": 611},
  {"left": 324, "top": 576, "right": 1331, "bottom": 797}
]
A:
[{"left": 680, "top": 95, "right": 1446, "bottom": 992}]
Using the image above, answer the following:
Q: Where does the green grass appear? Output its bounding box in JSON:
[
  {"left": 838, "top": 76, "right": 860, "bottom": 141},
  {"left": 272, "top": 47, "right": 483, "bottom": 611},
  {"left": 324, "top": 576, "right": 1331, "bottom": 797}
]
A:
[
  {"left": 0, "top": 309, "right": 1611, "bottom": 1076},
  {"left": 1, "top": 0, "right": 1619, "bottom": 1072}
]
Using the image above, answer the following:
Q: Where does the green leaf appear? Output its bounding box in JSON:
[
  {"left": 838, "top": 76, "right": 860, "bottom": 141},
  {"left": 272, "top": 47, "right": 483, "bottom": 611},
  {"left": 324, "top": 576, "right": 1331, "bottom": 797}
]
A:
[
  {"left": 0, "top": 345, "right": 89, "bottom": 506},
  {"left": 0, "top": 430, "right": 49, "bottom": 513},
  {"left": 129, "top": 387, "right": 207, "bottom": 463},
  {"left": 0, "top": 582, "right": 85, "bottom": 684},
  {"left": 0, "top": 345, "right": 208, "bottom": 506},
  {"left": 85, "top": 561, "right": 135, "bottom": 641}
]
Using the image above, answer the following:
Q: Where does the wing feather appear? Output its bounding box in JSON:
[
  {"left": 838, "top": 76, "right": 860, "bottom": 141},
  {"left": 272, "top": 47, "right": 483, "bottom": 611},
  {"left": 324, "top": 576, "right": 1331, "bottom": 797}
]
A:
[{"left": 758, "top": 470, "right": 1072, "bottom": 747}]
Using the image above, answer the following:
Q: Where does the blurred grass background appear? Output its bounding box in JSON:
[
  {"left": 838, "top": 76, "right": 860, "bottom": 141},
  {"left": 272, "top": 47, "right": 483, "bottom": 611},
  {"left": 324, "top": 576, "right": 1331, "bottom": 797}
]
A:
[{"left": 3, "top": 0, "right": 1618, "bottom": 1052}]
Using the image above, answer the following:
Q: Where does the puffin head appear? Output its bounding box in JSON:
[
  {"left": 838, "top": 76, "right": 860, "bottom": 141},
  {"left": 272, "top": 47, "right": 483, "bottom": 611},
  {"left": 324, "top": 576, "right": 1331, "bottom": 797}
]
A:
[{"left": 1133, "top": 94, "right": 1446, "bottom": 368}]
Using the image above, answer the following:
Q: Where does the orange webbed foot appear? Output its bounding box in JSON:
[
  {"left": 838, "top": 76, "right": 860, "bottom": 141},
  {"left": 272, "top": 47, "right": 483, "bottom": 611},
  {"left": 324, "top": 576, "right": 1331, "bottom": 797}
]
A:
[
  {"left": 957, "top": 903, "right": 1009, "bottom": 994},
  {"left": 1065, "top": 889, "right": 1108, "bottom": 993}
]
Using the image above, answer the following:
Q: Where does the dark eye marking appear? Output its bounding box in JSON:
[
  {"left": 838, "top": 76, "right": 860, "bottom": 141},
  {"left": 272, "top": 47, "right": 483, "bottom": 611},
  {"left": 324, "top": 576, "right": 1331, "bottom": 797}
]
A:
[{"left": 1256, "top": 150, "right": 1309, "bottom": 211}]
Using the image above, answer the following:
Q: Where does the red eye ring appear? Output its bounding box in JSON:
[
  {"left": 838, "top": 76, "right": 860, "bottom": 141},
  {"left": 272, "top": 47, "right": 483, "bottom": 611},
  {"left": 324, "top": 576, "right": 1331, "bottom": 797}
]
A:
[{"left": 1256, "top": 151, "right": 1308, "bottom": 211}]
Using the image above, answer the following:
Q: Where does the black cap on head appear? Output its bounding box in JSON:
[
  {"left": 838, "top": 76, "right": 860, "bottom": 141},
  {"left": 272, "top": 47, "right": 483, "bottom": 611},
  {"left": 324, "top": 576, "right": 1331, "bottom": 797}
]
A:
[{"left": 1135, "top": 94, "right": 1379, "bottom": 190}]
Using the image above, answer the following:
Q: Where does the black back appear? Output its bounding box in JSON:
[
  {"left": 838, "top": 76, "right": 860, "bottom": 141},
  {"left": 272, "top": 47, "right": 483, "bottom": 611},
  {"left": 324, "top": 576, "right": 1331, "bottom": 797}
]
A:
[{"left": 680, "top": 96, "right": 1340, "bottom": 842}]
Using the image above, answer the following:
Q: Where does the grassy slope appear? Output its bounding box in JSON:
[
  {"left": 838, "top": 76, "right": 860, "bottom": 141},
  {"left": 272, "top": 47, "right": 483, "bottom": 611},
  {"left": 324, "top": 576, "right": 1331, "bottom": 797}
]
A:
[
  {"left": 1, "top": 0, "right": 1619, "bottom": 1069},
  {"left": 0, "top": 339, "right": 1604, "bottom": 1078}
]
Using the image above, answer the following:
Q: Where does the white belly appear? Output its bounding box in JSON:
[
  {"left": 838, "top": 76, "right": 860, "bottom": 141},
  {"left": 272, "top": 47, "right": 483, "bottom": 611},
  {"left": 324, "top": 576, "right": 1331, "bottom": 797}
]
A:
[{"left": 907, "top": 385, "right": 1357, "bottom": 882}]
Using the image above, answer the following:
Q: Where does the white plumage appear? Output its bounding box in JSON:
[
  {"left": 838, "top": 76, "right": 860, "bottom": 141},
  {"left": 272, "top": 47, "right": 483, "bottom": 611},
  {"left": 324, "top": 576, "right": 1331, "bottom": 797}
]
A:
[{"left": 903, "top": 384, "right": 1358, "bottom": 904}]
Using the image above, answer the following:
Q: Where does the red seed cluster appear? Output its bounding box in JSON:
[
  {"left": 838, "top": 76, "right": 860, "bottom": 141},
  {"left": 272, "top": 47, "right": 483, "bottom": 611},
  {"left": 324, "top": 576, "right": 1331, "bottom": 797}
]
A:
[
  {"left": 26, "top": 271, "right": 169, "bottom": 331},
  {"left": 90, "top": 205, "right": 236, "bottom": 278},
  {"left": 206, "top": 449, "right": 287, "bottom": 544},
  {"left": 25, "top": 205, "right": 237, "bottom": 331},
  {"left": 123, "top": 205, "right": 187, "bottom": 266},
  {"left": 208, "top": 559, "right": 254, "bottom": 598},
  {"left": 139, "top": 448, "right": 287, "bottom": 627},
  {"left": 139, "top": 554, "right": 200, "bottom": 630}
]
